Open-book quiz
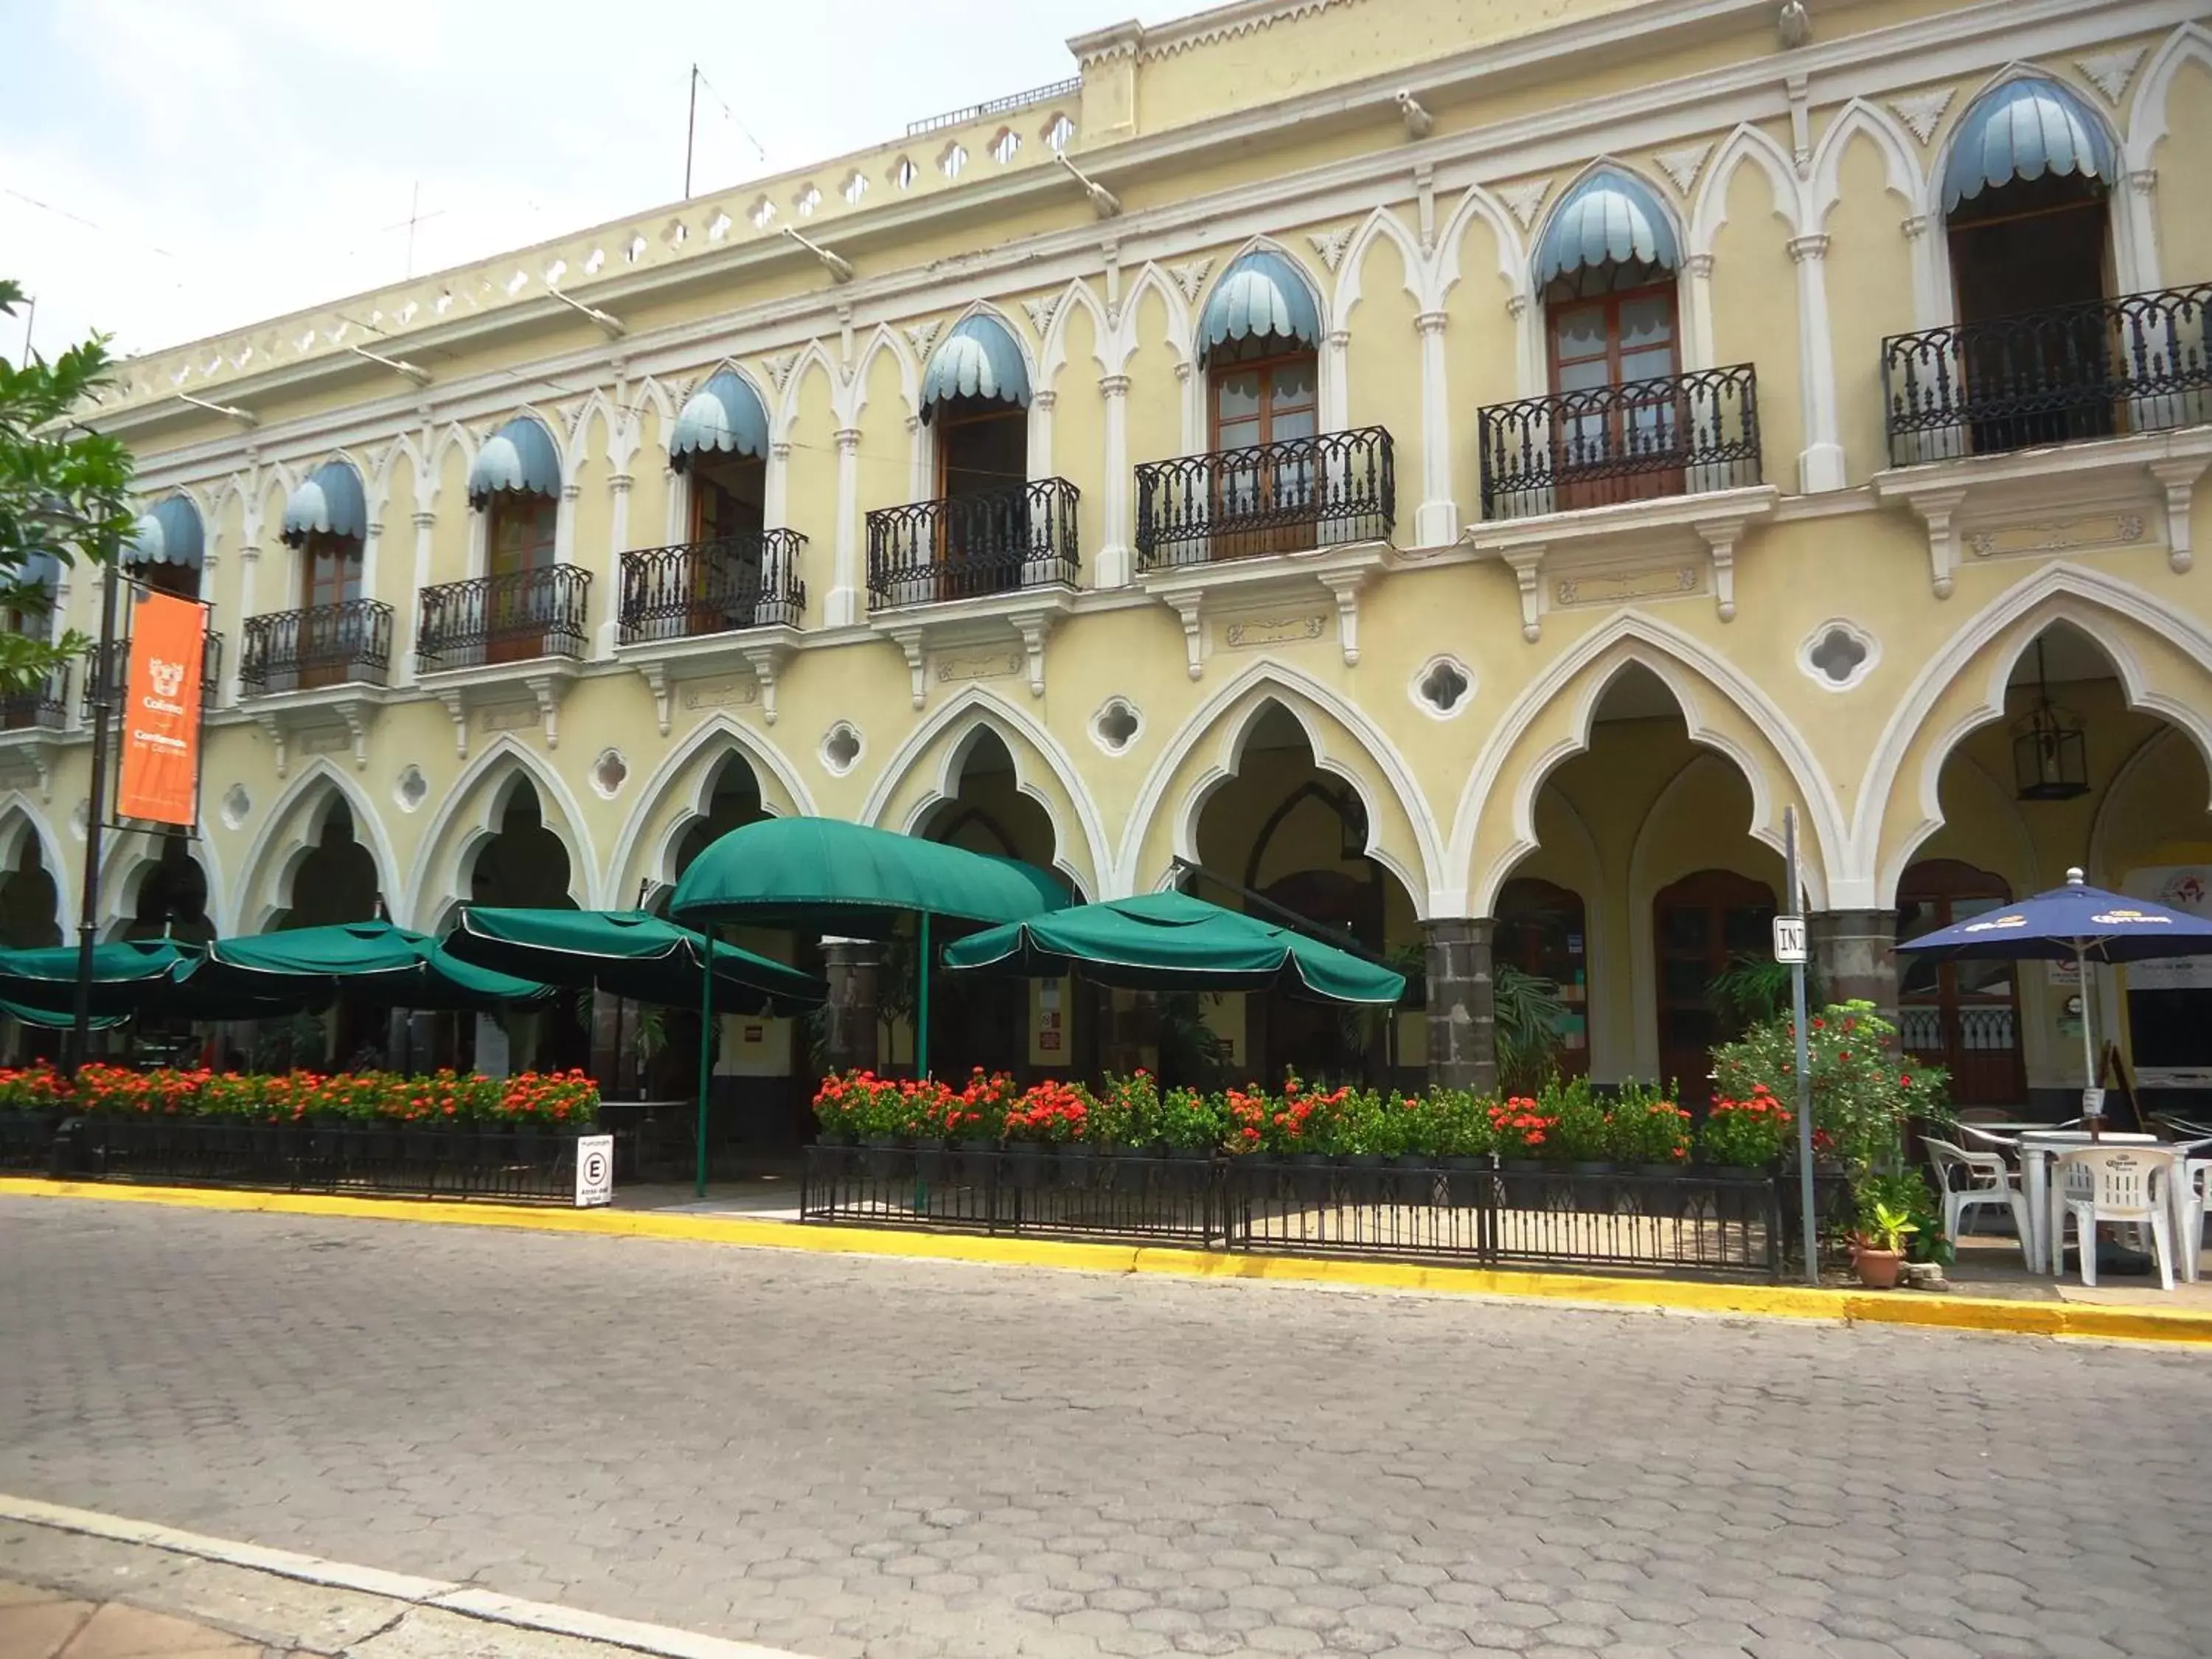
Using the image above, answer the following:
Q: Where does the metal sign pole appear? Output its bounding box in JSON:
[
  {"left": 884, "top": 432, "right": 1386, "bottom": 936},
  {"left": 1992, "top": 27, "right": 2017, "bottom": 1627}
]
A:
[
  {"left": 69, "top": 548, "right": 124, "bottom": 1075},
  {"left": 1783, "top": 807, "right": 1817, "bottom": 1286}
]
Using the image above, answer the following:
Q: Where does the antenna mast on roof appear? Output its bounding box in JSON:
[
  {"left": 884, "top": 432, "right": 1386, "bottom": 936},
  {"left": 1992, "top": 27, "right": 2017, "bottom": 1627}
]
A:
[{"left": 684, "top": 65, "right": 700, "bottom": 201}]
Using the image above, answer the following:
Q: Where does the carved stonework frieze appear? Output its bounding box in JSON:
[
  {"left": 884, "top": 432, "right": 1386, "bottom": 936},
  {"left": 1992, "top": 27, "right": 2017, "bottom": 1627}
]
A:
[
  {"left": 1168, "top": 258, "right": 1213, "bottom": 303},
  {"left": 1654, "top": 145, "right": 1711, "bottom": 195},
  {"left": 475, "top": 703, "right": 539, "bottom": 735},
  {"left": 1220, "top": 614, "right": 1326, "bottom": 650},
  {"left": 759, "top": 351, "right": 797, "bottom": 393},
  {"left": 936, "top": 650, "right": 1023, "bottom": 684},
  {"left": 1499, "top": 180, "right": 1551, "bottom": 229},
  {"left": 296, "top": 728, "right": 354, "bottom": 757},
  {"left": 903, "top": 320, "right": 943, "bottom": 362},
  {"left": 1020, "top": 294, "right": 1061, "bottom": 338},
  {"left": 1552, "top": 567, "right": 1702, "bottom": 608},
  {"left": 2077, "top": 47, "right": 2146, "bottom": 105},
  {"left": 681, "top": 676, "right": 759, "bottom": 711},
  {"left": 1966, "top": 513, "right": 2149, "bottom": 562},
  {"left": 1888, "top": 88, "right": 1955, "bottom": 146},
  {"left": 1308, "top": 226, "right": 1355, "bottom": 273}
]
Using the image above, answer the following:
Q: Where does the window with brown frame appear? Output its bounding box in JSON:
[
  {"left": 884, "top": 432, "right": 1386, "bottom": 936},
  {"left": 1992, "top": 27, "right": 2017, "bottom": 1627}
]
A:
[
  {"left": 1897, "top": 859, "right": 2025, "bottom": 1108},
  {"left": 1544, "top": 264, "right": 1684, "bottom": 509},
  {"left": 299, "top": 532, "right": 364, "bottom": 689},
  {"left": 1206, "top": 333, "right": 1319, "bottom": 557},
  {"left": 930, "top": 394, "right": 1028, "bottom": 597},
  {"left": 685, "top": 453, "right": 768, "bottom": 633},
  {"left": 485, "top": 494, "right": 558, "bottom": 664}
]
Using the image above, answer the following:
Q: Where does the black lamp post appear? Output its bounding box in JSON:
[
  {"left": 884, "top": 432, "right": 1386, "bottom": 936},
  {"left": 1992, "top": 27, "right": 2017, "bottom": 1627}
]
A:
[{"left": 68, "top": 543, "right": 122, "bottom": 1074}]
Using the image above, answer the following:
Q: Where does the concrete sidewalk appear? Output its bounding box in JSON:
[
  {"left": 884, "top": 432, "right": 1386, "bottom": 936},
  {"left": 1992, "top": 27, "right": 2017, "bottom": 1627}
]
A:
[{"left": 2, "top": 1503, "right": 801, "bottom": 1659}]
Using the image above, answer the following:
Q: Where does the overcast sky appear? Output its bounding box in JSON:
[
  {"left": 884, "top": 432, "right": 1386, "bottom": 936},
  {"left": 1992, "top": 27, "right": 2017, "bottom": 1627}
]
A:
[{"left": 3, "top": 0, "right": 1122, "bottom": 367}]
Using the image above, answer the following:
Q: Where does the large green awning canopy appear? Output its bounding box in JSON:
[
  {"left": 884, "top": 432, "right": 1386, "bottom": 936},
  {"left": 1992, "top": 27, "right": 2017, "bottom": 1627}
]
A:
[
  {"left": 0, "top": 939, "right": 295, "bottom": 1022},
  {"left": 198, "top": 921, "right": 551, "bottom": 1012},
  {"left": 443, "top": 908, "right": 825, "bottom": 1014},
  {"left": 942, "top": 889, "right": 1406, "bottom": 1004},
  {"left": 669, "top": 817, "right": 1068, "bottom": 937}
]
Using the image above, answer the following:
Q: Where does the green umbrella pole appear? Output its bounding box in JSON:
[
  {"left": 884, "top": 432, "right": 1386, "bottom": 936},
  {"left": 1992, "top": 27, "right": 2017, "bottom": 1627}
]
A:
[
  {"left": 695, "top": 930, "right": 715, "bottom": 1198},
  {"left": 917, "top": 912, "right": 931, "bottom": 1079}
]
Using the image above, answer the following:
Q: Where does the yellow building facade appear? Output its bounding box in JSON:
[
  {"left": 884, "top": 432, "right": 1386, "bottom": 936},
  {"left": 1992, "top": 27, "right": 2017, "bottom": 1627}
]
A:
[{"left": 11, "top": 0, "right": 2212, "bottom": 1120}]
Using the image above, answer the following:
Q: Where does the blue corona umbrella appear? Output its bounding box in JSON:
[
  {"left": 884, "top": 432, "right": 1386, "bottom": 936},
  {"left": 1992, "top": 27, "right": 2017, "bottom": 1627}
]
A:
[{"left": 1896, "top": 867, "right": 2212, "bottom": 1113}]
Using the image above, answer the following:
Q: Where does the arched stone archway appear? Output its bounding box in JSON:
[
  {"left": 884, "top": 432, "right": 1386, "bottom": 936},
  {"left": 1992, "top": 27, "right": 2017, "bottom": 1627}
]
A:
[{"left": 0, "top": 832, "right": 61, "bottom": 950}]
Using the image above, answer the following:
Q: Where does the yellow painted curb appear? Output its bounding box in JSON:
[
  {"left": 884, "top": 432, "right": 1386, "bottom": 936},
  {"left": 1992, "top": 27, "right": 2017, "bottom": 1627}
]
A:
[{"left": 7, "top": 1176, "right": 2210, "bottom": 1346}]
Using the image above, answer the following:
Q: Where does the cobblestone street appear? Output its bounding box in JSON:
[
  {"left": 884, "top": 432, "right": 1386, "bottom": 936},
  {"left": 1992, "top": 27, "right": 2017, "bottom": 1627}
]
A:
[{"left": 1, "top": 1196, "right": 2206, "bottom": 1659}]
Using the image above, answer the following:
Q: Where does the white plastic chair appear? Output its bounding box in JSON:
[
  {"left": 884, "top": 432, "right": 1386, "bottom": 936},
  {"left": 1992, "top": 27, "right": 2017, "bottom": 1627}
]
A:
[
  {"left": 1924, "top": 1138, "right": 2033, "bottom": 1267},
  {"left": 2049, "top": 1147, "right": 2176, "bottom": 1291},
  {"left": 2183, "top": 1159, "right": 2208, "bottom": 1286}
]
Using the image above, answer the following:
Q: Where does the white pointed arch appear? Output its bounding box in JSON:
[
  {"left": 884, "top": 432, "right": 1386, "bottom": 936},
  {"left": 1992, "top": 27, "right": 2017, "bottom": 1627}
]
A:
[
  {"left": 1687, "top": 125, "right": 1804, "bottom": 256},
  {"left": 98, "top": 830, "right": 227, "bottom": 942},
  {"left": 1810, "top": 98, "right": 1925, "bottom": 227},
  {"left": 1855, "top": 563, "right": 2212, "bottom": 908},
  {"left": 2129, "top": 22, "right": 2212, "bottom": 170},
  {"left": 1433, "top": 181, "right": 1527, "bottom": 308},
  {"left": 223, "top": 758, "right": 403, "bottom": 936},
  {"left": 563, "top": 390, "right": 622, "bottom": 486},
  {"left": 774, "top": 338, "right": 846, "bottom": 434},
  {"left": 0, "top": 795, "right": 73, "bottom": 936},
  {"left": 1114, "top": 658, "right": 1443, "bottom": 910},
  {"left": 2087, "top": 725, "right": 2208, "bottom": 886},
  {"left": 629, "top": 372, "right": 680, "bottom": 436},
  {"left": 425, "top": 420, "right": 481, "bottom": 499},
  {"left": 1109, "top": 262, "right": 1199, "bottom": 374},
  {"left": 1448, "top": 611, "right": 1846, "bottom": 919},
  {"left": 1332, "top": 208, "right": 1427, "bottom": 323},
  {"left": 846, "top": 321, "right": 924, "bottom": 427},
  {"left": 856, "top": 685, "right": 1111, "bottom": 900},
  {"left": 606, "top": 713, "right": 816, "bottom": 905},
  {"left": 399, "top": 735, "right": 602, "bottom": 927},
  {"left": 1036, "top": 277, "right": 1115, "bottom": 386}
]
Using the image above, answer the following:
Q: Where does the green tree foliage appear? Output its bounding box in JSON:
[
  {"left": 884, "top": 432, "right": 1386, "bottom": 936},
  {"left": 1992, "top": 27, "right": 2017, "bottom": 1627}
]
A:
[{"left": 0, "top": 278, "right": 136, "bottom": 689}]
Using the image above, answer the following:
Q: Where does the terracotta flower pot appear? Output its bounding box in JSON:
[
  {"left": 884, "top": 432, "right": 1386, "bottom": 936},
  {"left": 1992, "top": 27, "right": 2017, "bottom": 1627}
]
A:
[{"left": 1854, "top": 1246, "right": 1904, "bottom": 1290}]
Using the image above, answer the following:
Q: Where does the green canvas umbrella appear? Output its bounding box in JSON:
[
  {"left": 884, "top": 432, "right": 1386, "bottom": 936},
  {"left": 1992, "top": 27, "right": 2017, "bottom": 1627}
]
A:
[
  {"left": 199, "top": 920, "right": 551, "bottom": 1012},
  {"left": 443, "top": 908, "right": 826, "bottom": 1014},
  {"left": 0, "top": 997, "right": 128, "bottom": 1031},
  {"left": 0, "top": 939, "right": 270, "bottom": 1022},
  {"left": 668, "top": 816, "right": 1069, "bottom": 1194},
  {"left": 942, "top": 889, "right": 1407, "bottom": 1004}
]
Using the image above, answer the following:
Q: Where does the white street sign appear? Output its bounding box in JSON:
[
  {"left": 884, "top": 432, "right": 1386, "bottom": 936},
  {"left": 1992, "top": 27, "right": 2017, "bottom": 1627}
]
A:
[
  {"left": 575, "top": 1134, "right": 615, "bottom": 1208},
  {"left": 1772, "top": 915, "right": 1807, "bottom": 965}
]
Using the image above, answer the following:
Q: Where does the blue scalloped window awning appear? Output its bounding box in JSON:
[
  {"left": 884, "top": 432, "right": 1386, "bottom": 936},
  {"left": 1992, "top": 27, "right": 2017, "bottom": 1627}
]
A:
[
  {"left": 669, "top": 370, "right": 771, "bottom": 472},
  {"left": 919, "top": 315, "right": 1031, "bottom": 420},
  {"left": 1199, "top": 250, "right": 1322, "bottom": 361},
  {"left": 279, "top": 461, "right": 367, "bottom": 548},
  {"left": 467, "top": 417, "right": 563, "bottom": 509},
  {"left": 125, "top": 496, "right": 206, "bottom": 570},
  {"left": 1942, "top": 77, "right": 2114, "bottom": 213},
  {"left": 1534, "top": 168, "right": 1681, "bottom": 288}
]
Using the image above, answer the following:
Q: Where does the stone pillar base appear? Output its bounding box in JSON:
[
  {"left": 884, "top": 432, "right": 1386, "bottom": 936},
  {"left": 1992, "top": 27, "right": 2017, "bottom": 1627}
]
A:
[
  {"left": 1423, "top": 918, "right": 1495, "bottom": 1094},
  {"left": 1808, "top": 910, "right": 1898, "bottom": 1026}
]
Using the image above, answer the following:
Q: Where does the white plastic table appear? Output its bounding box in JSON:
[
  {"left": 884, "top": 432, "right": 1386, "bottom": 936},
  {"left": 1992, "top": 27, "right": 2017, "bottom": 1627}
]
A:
[{"left": 2017, "top": 1130, "right": 2183, "bottom": 1275}]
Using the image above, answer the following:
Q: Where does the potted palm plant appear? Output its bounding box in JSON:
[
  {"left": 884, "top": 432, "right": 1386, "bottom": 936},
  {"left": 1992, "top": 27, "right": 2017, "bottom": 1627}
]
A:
[{"left": 1849, "top": 1199, "right": 1917, "bottom": 1290}]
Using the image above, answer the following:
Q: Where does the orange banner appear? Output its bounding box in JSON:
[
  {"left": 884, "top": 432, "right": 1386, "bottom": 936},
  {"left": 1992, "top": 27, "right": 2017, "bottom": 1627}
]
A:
[{"left": 115, "top": 591, "right": 205, "bottom": 827}]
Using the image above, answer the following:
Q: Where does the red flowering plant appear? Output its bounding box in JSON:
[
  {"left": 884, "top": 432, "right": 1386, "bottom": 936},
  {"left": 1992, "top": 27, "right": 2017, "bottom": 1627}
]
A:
[
  {"left": 1698, "top": 1087, "right": 1792, "bottom": 1169},
  {"left": 1489, "top": 1096, "right": 1558, "bottom": 1161},
  {"left": 0, "top": 1062, "right": 68, "bottom": 1112},
  {"left": 497, "top": 1070, "right": 599, "bottom": 1127},
  {"left": 947, "top": 1068, "right": 1020, "bottom": 1141},
  {"left": 1709, "top": 999, "right": 1952, "bottom": 1176},
  {"left": 1002, "top": 1079, "right": 1094, "bottom": 1145},
  {"left": 72, "top": 1062, "right": 156, "bottom": 1116},
  {"left": 812, "top": 1070, "right": 907, "bottom": 1140}
]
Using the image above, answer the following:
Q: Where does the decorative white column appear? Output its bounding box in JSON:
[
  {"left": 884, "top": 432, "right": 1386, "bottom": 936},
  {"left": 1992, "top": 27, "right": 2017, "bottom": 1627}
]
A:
[
  {"left": 1175, "top": 361, "right": 1199, "bottom": 456},
  {"left": 828, "top": 427, "right": 863, "bottom": 628},
  {"left": 402, "top": 508, "right": 435, "bottom": 682},
  {"left": 1899, "top": 217, "right": 1941, "bottom": 332},
  {"left": 1787, "top": 234, "right": 1848, "bottom": 494},
  {"left": 1682, "top": 254, "right": 1717, "bottom": 372},
  {"left": 600, "top": 473, "right": 632, "bottom": 657},
  {"left": 1322, "top": 327, "right": 1352, "bottom": 433},
  {"left": 1098, "top": 374, "right": 1133, "bottom": 588},
  {"left": 1506, "top": 296, "right": 1535, "bottom": 400},
  {"left": 2126, "top": 170, "right": 2162, "bottom": 293},
  {"left": 765, "top": 441, "right": 792, "bottom": 530},
  {"left": 1413, "top": 310, "right": 1455, "bottom": 547},
  {"left": 554, "top": 481, "right": 581, "bottom": 566},
  {"left": 1029, "top": 389, "right": 1057, "bottom": 482}
]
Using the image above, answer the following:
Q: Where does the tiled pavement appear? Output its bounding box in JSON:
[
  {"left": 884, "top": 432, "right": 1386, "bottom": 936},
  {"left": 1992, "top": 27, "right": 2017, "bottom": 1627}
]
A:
[{"left": 1, "top": 1194, "right": 2206, "bottom": 1659}]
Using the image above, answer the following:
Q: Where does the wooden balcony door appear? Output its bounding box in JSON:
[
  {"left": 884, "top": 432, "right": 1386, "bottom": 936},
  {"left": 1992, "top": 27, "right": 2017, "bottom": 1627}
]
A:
[
  {"left": 1548, "top": 279, "right": 1684, "bottom": 510},
  {"left": 688, "top": 455, "right": 766, "bottom": 634},
  {"left": 487, "top": 494, "right": 558, "bottom": 664},
  {"left": 1897, "top": 859, "right": 2025, "bottom": 1108},
  {"left": 1653, "top": 869, "right": 1775, "bottom": 1109},
  {"left": 933, "top": 400, "right": 1028, "bottom": 599},
  {"left": 1208, "top": 340, "right": 1318, "bottom": 557},
  {"left": 299, "top": 533, "right": 363, "bottom": 689}
]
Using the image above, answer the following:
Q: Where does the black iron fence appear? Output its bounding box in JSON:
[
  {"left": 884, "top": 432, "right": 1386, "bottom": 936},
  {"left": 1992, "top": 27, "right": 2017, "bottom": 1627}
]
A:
[
  {"left": 1882, "top": 285, "right": 2212, "bottom": 465},
  {"left": 3, "top": 664, "right": 69, "bottom": 732},
  {"left": 1478, "top": 364, "right": 1763, "bottom": 521},
  {"left": 239, "top": 601, "right": 394, "bottom": 695},
  {"left": 866, "top": 478, "right": 1079, "bottom": 608},
  {"left": 801, "top": 1144, "right": 1793, "bottom": 1276},
  {"left": 618, "top": 531, "right": 807, "bottom": 644},
  {"left": 1136, "top": 426, "right": 1395, "bottom": 568},
  {"left": 83, "top": 630, "right": 223, "bottom": 715},
  {"left": 418, "top": 566, "right": 594, "bottom": 671},
  {"left": 42, "top": 1115, "right": 591, "bottom": 1203}
]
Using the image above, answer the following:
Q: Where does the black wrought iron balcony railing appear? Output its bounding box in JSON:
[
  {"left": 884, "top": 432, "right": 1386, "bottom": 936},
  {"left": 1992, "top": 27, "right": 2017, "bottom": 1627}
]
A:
[
  {"left": 239, "top": 601, "right": 394, "bottom": 696},
  {"left": 866, "top": 478, "right": 1079, "bottom": 609},
  {"left": 2, "top": 664, "right": 69, "bottom": 732},
  {"left": 617, "top": 529, "right": 807, "bottom": 645},
  {"left": 1882, "top": 284, "right": 2212, "bottom": 466},
  {"left": 83, "top": 631, "right": 223, "bottom": 717},
  {"left": 1135, "top": 426, "right": 1395, "bottom": 571},
  {"left": 417, "top": 565, "right": 594, "bottom": 672},
  {"left": 1478, "top": 364, "right": 1763, "bottom": 521}
]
